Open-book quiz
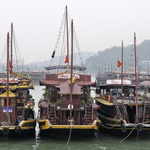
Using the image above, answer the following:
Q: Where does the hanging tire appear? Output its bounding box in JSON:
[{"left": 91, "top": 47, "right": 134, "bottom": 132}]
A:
[
  {"left": 2, "top": 127, "right": 10, "bottom": 135},
  {"left": 136, "top": 123, "right": 143, "bottom": 132},
  {"left": 15, "top": 126, "right": 21, "bottom": 133}
]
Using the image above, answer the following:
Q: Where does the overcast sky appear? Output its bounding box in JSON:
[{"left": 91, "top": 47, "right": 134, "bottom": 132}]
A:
[{"left": 0, "top": 0, "right": 150, "bottom": 64}]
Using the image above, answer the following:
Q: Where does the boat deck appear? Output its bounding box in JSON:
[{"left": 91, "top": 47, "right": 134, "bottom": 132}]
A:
[{"left": 95, "top": 97, "right": 146, "bottom": 106}]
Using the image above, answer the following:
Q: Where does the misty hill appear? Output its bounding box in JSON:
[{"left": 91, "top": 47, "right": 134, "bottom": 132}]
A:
[
  {"left": 5, "top": 40, "right": 150, "bottom": 74},
  {"left": 24, "top": 51, "right": 96, "bottom": 71},
  {"left": 85, "top": 40, "right": 150, "bottom": 74}
]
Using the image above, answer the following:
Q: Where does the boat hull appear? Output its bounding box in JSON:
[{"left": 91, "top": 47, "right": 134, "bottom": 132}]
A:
[
  {"left": 0, "top": 119, "right": 36, "bottom": 136},
  {"left": 37, "top": 119, "right": 100, "bottom": 136},
  {"left": 98, "top": 113, "right": 150, "bottom": 133}
]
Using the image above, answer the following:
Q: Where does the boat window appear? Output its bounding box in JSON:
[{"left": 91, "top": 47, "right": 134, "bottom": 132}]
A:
[
  {"left": 111, "top": 87, "right": 121, "bottom": 95},
  {"left": 1, "top": 98, "right": 5, "bottom": 106},
  {"left": 10, "top": 98, "right": 15, "bottom": 106},
  {"left": 100, "top": 89, "right": 106, "bottom": 93},
  {"left": 22, "top": 89, "right": 28, "bottom": 98},
  {"left": 138, "top": 106, "right": 143, "bottom": 117}
]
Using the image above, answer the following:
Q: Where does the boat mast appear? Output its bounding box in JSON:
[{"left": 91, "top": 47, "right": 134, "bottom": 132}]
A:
[
  {"left": 134, "top": 32, "right": 139, "bottom": 123},
  {"left": 121, "top": 40, "right": 123, "bottom": 93},
  {"left": 10, "top": 23, "right": 13, "bottom": 72},
  {"left": 6, "top": 32, "right": 10, "bottom": 113},
  {"left": 69, "top": 19, "right": 73, "bottom": 119},
  {"left": 65, "top": 6, "right": 69, "bottom": 69}
]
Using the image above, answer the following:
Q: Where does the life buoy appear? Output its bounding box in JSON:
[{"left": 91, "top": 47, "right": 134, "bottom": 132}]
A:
[
  {"left": 28, "top": 101, "right": 33, "bottom": 105},
  {"left": 15, "top": 126, "right": 21, "bottom": 133},
  {"left": 68, "top": 104, "right": 74, "bottom": 109},
  {"left": 2, "top": 127, "right": 10, "bottom": 135},
  {"left": 136, "top": 123, "right": 143, "bottom": 132},
  {"left": 21, "top": 80, "right": 28, "bottom": 85}
]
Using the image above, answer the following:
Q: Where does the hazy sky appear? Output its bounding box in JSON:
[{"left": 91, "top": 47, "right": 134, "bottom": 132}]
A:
[{"left": 0, "top": 0, "right": 150, "bottom": 64}]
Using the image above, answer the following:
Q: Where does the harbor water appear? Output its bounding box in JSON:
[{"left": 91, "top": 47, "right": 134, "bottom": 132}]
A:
[{"left": 1, "top": 84, "right": 150, "bottom": 150}]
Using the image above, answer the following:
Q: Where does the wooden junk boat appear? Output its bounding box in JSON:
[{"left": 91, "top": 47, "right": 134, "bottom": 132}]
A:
[
  {"left": 0, "top": 23, "right": 36, "bottom": 136},
  {"left": 95, "top": 34, "right": 150, "bottom": 134},
  {"left": 37, "top": 6, "right": 100, "bottom": 135}
]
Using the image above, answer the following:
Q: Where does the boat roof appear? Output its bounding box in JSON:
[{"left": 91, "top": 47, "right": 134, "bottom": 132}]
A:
[
  {"left": 98, "top": 79, "right": 135, "bottom": 87},
  {"left": 95, "top": 98, "right": 115, "bottom": 106},
  {"left": 0, "top": 85, "right": 34, "bottom": 90},
  {"left": 45, "top": 65, "right": 86, "bottom": 71},
  {"left": 40, "top": 80, "right": 95, "bottom": 87},
  {"left": 0, "top": 77, "right": 18, "bottom": 83},
  {"left": 0, "top": 91, "right": 16, "bottom": 98},
  {"left": 39, "top": 73, "right": 95, "bottom": 86},
  {"left": 99, "top": 84, "right": 135, "bottom": 87}
]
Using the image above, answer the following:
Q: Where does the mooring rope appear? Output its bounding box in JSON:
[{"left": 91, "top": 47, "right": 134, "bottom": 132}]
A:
[
  {"left": 100, "top": 120, "right": 121, "bottom": 129},
  {"left": 120, "top": 124, "right": 137, "bottom": 143},
  {"left": 120, "top": 120, "right": 150, "bottom": 142},
  {"left": 67, "top": 119, "right": 73, "bottom": 147}
]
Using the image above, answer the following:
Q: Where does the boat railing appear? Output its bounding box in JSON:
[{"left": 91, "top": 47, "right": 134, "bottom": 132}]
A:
[
  {"left": 142, "top": 99, "right": 150, "bottom": 123},
  {"left": 55, "top": 103, "right": 92, "bottom": 110}
]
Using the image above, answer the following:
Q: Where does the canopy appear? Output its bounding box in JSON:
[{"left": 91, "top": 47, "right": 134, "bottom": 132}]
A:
[{"left": 0, "top": 90, "right": 16, "bottom": 98}]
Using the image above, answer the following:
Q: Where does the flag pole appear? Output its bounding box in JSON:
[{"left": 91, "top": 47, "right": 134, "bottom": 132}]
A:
[
  {"left": 134, "top": 33, "right": 138, "bottom": 123},
  {"left": 121, "top": 40, "right": 124, "bottom": 93}
]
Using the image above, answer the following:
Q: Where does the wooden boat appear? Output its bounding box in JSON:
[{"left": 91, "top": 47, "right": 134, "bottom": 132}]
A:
[
  {"left": 37, "top": 6, "right": 100, "bottom": 136},
  {"left": 0, "top": 23, "right": 36, "bottom": 136},
  {"left": 20, "top": 71, "right": 47, "bottom": 84},
  {"left": 95, "top": 34, "right": 150, "bottom": 134}
]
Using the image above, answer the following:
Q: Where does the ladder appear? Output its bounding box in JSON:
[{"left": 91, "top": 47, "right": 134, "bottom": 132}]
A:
[
  {"left": 115, "top": 99, "right": 128, "bottom": 122},
  {"left": 115, "top": 100, "right": 123, "bottom": 118},
  {"left": 48, "top": 105, "right": 57, "bottom": 125},
  {"left": 83, "top": 105, "right": 92, "bottom": 125},
  {"left": 143, "top": 102, "right": 150, "bottom": 122},
  {"left": 16, "top": 103, "right": 25, "bottom": 124}
]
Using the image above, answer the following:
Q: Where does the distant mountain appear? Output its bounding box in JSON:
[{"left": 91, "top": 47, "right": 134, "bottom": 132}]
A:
[
  {"left": 85, "top": 40, "right": 150, "bottom": 74},
  {"left": 2, "top": 40, "right": 150, "bottom": 74},
  {"left": 24, "top": 51, "right": 96, "bottom": 71}
]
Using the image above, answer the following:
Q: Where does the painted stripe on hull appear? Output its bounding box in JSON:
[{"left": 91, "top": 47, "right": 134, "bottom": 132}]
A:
[{"left": 37, "top": 119, "right": 100, "bottom": 130}]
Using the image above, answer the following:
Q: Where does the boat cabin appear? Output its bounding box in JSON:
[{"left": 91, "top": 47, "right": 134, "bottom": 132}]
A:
[{"left": 96, "top": 79, "right": 135, "bottom": 99}]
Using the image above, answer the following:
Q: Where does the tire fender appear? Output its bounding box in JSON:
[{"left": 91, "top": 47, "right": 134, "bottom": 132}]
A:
[
  {"left": 15, "top": 126, "right": 21, "bottom": 133},
  {"left": 136, "top": 123, "right": 143, "bottom": 132},
  {"left": 2, "top": 127, "right": 10, "bottom": 135}
]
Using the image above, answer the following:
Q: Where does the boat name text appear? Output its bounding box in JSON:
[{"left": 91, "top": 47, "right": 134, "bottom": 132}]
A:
[
  {"left": 106, "top": 79, "right": 131, "bottom": 85},
  {"left": 58, "top": 73, "right": 80, "bottom": 79}
]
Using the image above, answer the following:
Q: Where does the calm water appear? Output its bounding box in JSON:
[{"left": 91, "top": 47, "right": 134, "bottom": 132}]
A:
[{"left": 1, "top": 84, "right": 150, "bottom": 150}]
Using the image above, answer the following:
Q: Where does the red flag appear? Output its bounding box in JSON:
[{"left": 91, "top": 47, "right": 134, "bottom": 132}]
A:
[
  {"left": 64, "top": 55, "right": 68, "bottom": 63},
  {"left": 9, "top": 61, "right": 13, "bottom": 69},
  {"left": 117, "top": 61, "right": 122, "bottom": 67}
]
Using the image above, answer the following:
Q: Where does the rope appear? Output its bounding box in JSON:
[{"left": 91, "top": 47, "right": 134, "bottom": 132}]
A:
[
  {"left": 120, "top": 120, "right": 150, "bottom": 142},
  {"left": 49, "top": 12, "right": 65, "bottom": 70},
  {"left": 100, "top": 120, "right": 121, "bottom": 129},
  {"left": 67, "top": 119, "right": 73, "bottom": 147},
  {"left": 57, "top": 20, "right": 66, "bottom": 73},
  {"left": 73, "top": 29, "right": 86, "bottom": 74},
  {"left": 12, "top": 30, "right": 24, "bottom": 72},
  {"left": 120, "top": 123, "right": 137, "bottom": 143}
]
